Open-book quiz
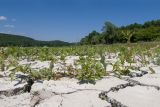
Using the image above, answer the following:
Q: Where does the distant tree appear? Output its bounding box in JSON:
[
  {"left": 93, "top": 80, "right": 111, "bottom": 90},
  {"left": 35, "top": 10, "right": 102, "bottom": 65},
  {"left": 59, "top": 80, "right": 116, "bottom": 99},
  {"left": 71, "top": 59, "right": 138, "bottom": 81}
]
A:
[
  {"left": 143, "top": 19, "right": 160, "bottom": 28},
  {"left": 102, "top": 21, "right": 118, "bottom": 44},
  {"left": 80, "top": 30, "right": 101, "bottom": 45},
  {"left": 121, "top": 30, "right": 135, "bottom": 44},
  {"left": 133, "top": 27, "right": 160, "bottom": 42},
  {"left": 122, "top": 23, "right": 142, "bottom": 30},
  {"left": 80, "top": 37, "right": 88, "bottom": 45}
]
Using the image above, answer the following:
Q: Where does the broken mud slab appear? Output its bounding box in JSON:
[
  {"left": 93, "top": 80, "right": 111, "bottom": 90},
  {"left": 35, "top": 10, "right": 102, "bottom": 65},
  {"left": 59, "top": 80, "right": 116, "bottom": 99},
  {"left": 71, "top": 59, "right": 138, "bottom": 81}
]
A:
[
  {"left": 31, "top": 77, "right": 127, "bottom": 94},
  {"left": 0, "top": 75, "right": 34, "bottom": 97},
  {"left": 0, "top": 93, "right": 31, "bottom": 107},
  {"left": 133, "top": 74, "right": 160, "bottom": 87},
  {"left": 107, "top": 86, "right": 160, "bottom": 107},
  {"left": 1, "top": 72, "right": 160, "bottom": 107},
  {"left": 0, "top": 87, "right": 24, "bottom": 97},
  {"left": 36, "top": 90, "right": 110, "bottom": 107},
  {"left": 99, "top": 77, "right": 160, "bottom": 107},
  {"left": 0, "top": 76, "right": 127, "bottom": 107},
  {"left": 30, "top": 77, "right": 126, "bottom": 107},
  {"left": 0, "top": 78, "right": 27, "bottom": 97}
]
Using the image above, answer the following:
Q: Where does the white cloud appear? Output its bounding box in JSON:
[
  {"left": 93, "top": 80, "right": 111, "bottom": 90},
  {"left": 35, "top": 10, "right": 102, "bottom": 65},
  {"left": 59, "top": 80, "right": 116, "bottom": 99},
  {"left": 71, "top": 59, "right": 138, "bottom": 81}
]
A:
[
  {"left": 0, "top": 16, "right": 7, "bottom": 21},
  {"left": 4, "top": 24, "right": 15, "bottom": 28}
]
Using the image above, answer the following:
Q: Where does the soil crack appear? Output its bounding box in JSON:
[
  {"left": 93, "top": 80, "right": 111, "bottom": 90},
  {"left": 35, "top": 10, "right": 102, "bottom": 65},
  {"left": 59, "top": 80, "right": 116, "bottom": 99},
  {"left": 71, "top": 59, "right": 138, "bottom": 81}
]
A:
[{"left": 99, "top": 77, "right": 160, "bottom": 107}]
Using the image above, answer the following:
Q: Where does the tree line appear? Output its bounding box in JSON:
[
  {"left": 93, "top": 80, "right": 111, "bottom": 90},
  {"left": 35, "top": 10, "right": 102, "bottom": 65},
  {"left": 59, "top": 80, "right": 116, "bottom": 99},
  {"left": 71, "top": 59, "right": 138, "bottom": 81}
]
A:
[{"left": 80, "top": 19, "right": 160, "bottom": 45}]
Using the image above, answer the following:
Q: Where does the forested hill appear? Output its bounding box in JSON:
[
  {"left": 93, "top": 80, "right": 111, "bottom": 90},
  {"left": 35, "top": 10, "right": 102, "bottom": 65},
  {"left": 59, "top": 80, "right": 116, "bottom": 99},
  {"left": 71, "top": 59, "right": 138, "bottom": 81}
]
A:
[
  {"left": 0, "top": 33, "right": 34, "bottom": 41},
  {"left": 0, "top": 33, "right": 72, "bottom": 47},
  {"left": 80, "top": 19, "right": 160, "bottom": 45}
]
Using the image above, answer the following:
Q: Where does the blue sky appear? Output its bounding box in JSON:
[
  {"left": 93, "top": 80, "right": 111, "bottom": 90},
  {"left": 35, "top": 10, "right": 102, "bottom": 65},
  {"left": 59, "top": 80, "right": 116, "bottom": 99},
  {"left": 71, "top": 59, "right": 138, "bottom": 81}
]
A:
[{"left": 0, "top": 0, "right": 160, "bottom": 42}]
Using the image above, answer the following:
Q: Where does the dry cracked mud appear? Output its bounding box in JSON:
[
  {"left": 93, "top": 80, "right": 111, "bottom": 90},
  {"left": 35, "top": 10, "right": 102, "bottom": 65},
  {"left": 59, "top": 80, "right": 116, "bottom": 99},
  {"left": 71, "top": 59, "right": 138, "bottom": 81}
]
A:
[{"left": 0, "top": 67, "right": 160, "bottom": 107}]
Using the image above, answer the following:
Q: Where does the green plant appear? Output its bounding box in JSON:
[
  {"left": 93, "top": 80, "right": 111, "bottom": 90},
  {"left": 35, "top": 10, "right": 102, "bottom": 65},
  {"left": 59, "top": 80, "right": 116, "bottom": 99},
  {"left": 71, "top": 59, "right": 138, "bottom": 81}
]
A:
[
  {"left": 30, "top": 68, "right": 55, "bottom": 80},
  {"left": 0, "top": 48, "right": 7, "bottom": 71},
  {"left": 121, "top": 30, "right": 135, "bottom": 44},
  {"left": 149, "top": 67, "right": 155, "bottom": 74},
  {"left": 112, "top": 60, "right": 131, "bottom": 76},
  {"left": 156, "top": 57, "right": 160, "bottom": 65},
  {"left": 0, "top": 60, "right": 5, "bottom": 71},
  {"left": 99, "top": 52, "right": 107, "bottom": 69},
  {"left": 76, "top": 56, "right": 106, "bottom": 83},
  {"left": 66, "top": 65, "right": 77, "bottom": 78},
  {"left": 138, "top": 52, "right": 149, "bottom": 66},
  {"left": 6, "top": 55, "right": 18, "bottom": 70},
  {"left": 9, "top": 64, "right": 32, "bottom": 80}
]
